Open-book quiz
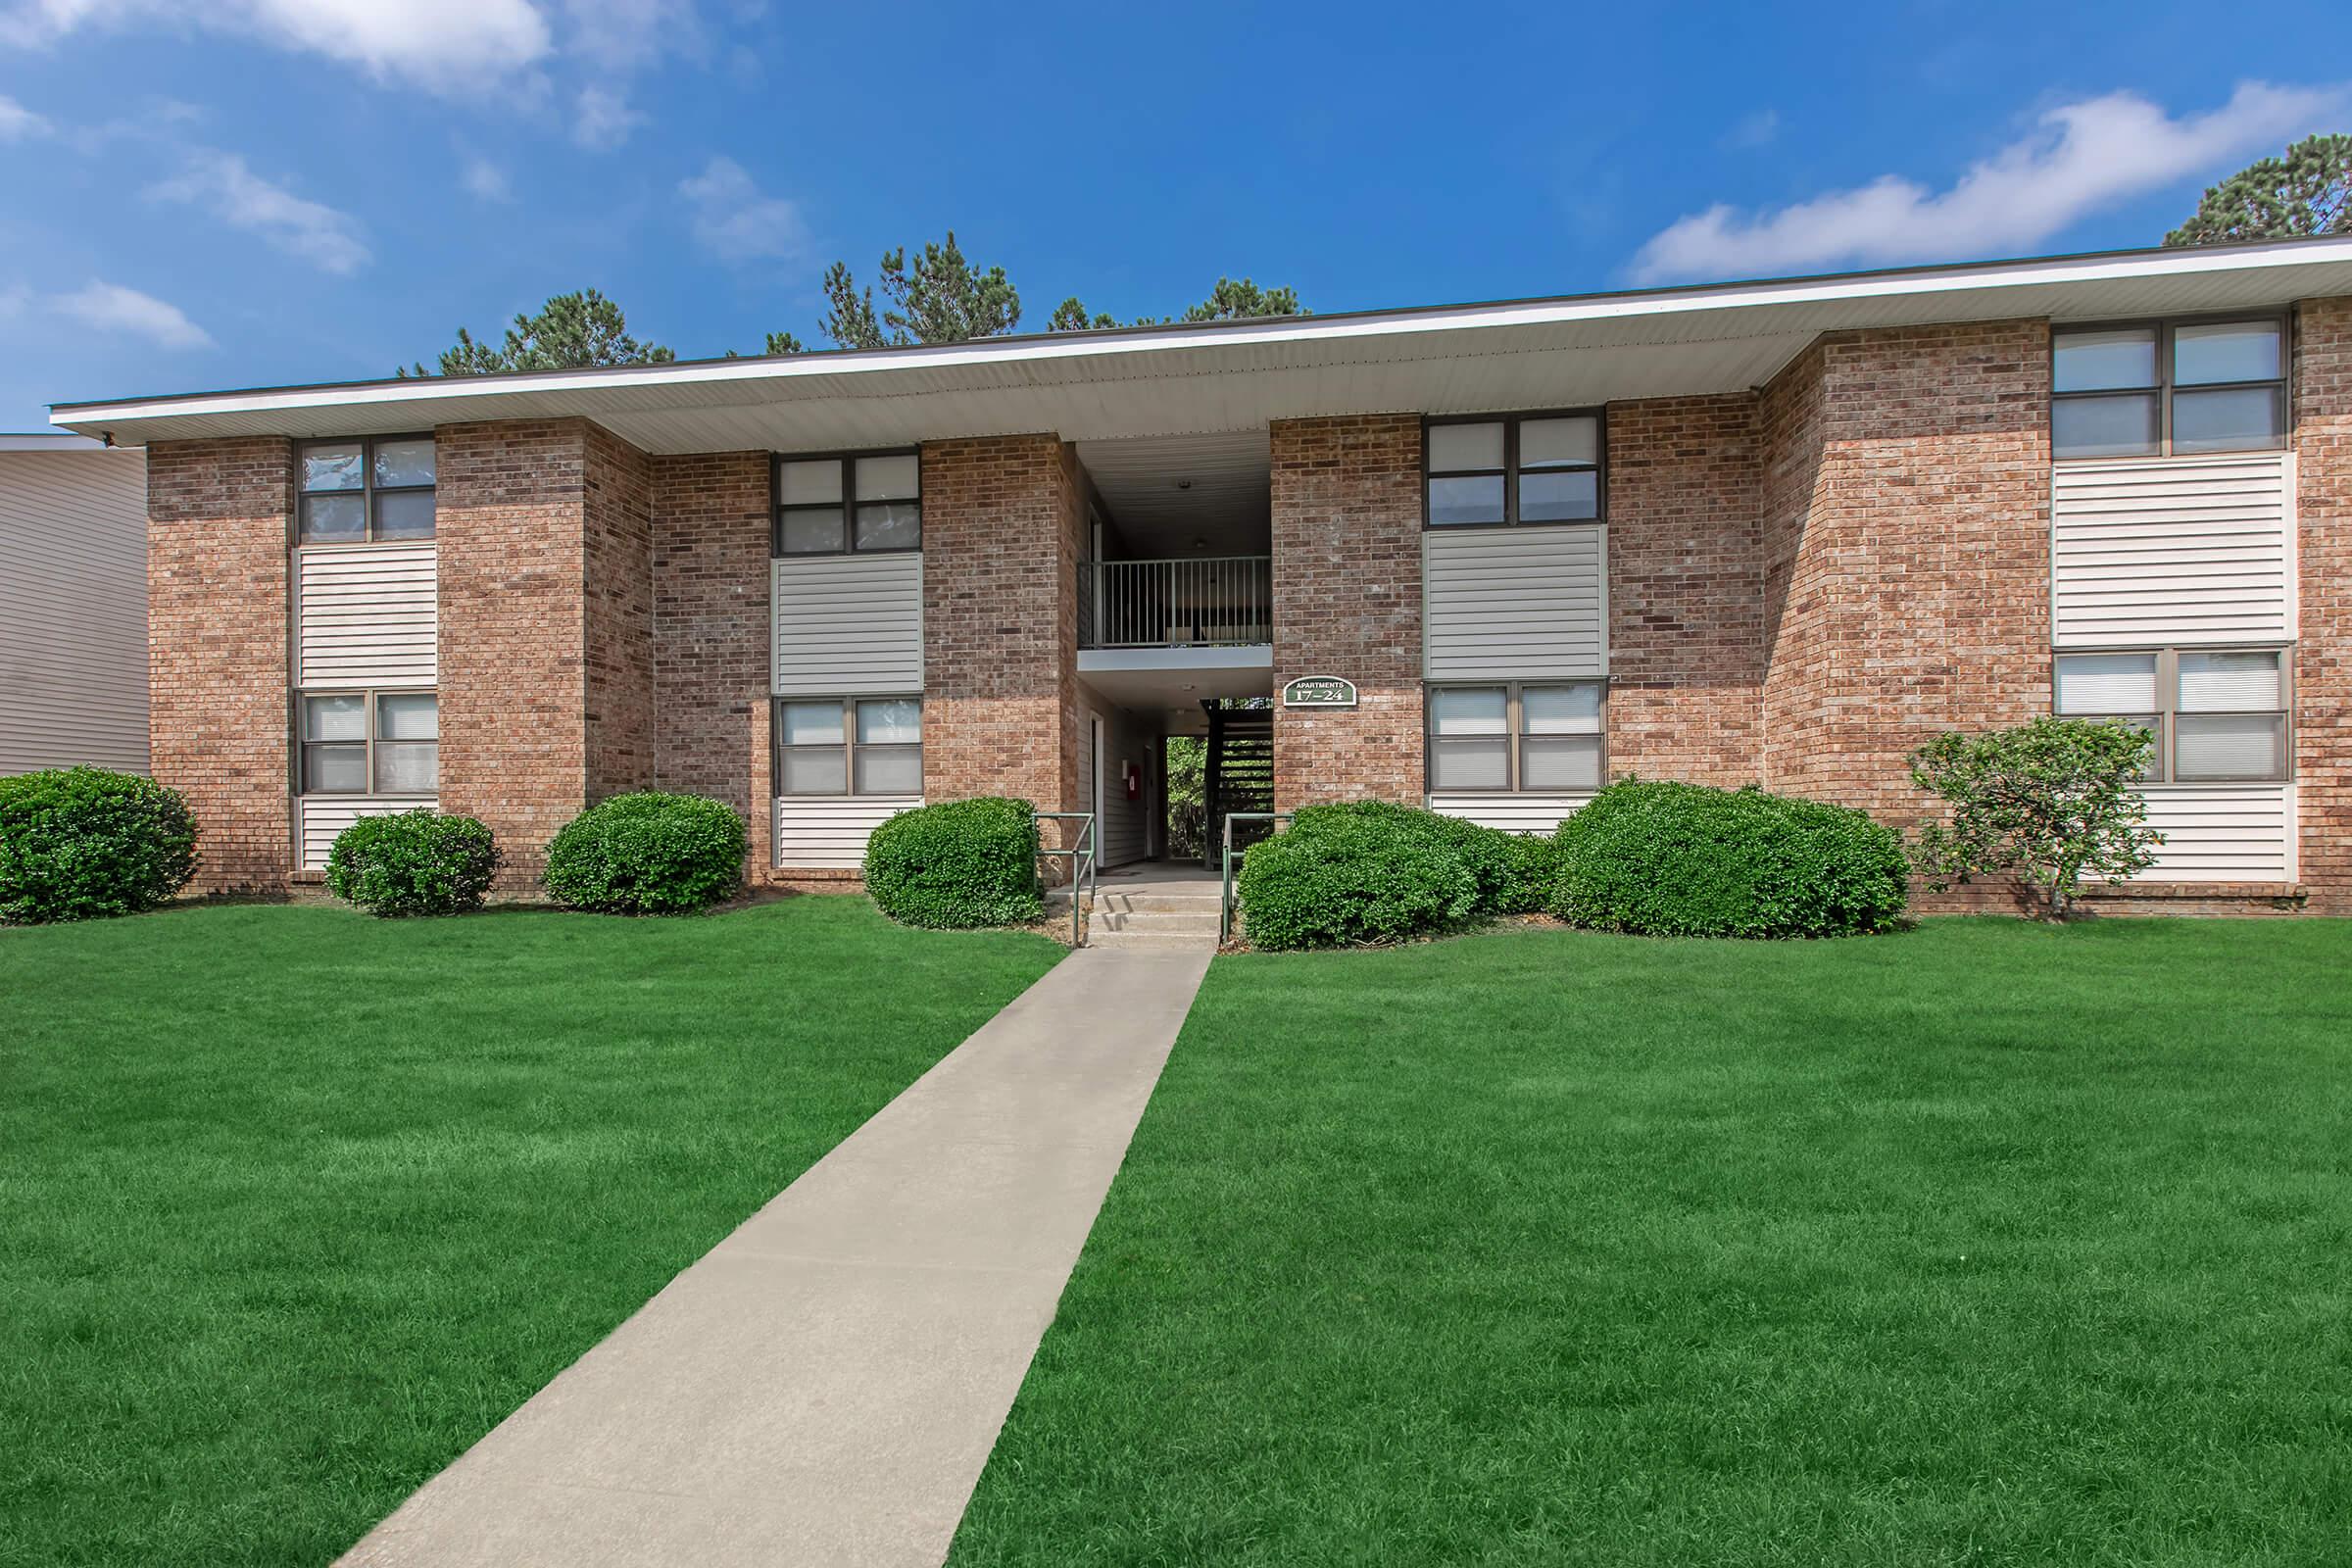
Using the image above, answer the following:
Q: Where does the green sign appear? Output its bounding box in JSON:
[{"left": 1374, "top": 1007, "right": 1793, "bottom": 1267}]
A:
[{"left": 1281, "top": 676, "right": 1358, "bottom": 709}]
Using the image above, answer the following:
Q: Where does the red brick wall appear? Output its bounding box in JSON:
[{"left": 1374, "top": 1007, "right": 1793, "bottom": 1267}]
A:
[
  {"left": 2294, "top": 295, "right": 2352, "bottom": 912},
  {"left": 583, "top": 423, "right": 654, "bottom": 801},
  {"left": 920, "top": 434, "right": 1084, "bottom": 847},
  {"left": 435, "top": 418, "right": 594, "bottom": 887},
  {"left": 650, "top": 451, "right": 770, "bottom": 819},
  {"left": 146, "top": 437, "right": 293, "bottom": 893},
  {"left": 1759, "top": 321, "right": 2053, "bottom": 822},
  {"left": 1605, "top": 394, "right": 1766, "bottom": 786},
  {"left": 1269, "top": 415, "right": 1425, "bottom": 806}
]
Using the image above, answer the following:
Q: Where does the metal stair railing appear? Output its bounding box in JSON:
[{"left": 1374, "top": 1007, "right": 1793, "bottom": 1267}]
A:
[
  {"left": 1218, "top": 810, "right": 1293, "bottom": 944},
  {"left": 1032, "top": 810, "right": 1099, "bottom": 947}
]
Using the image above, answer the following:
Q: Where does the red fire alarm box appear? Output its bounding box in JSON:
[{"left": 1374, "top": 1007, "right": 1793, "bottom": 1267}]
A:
[{"left": 1123, "top": 761, "right": 1142, "bottom": 801}]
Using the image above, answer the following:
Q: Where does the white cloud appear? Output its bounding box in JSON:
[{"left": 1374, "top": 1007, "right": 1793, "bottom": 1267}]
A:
[
  {"left": 1722, "top": 109, "right": 1779, "bottom": 151},
  {"left": 1633, "top": 81, "right": 2350, "bottom": 283},
  {"left": 680, "top": 155, "right": 806, "bottom": 263},
  {"left": 0, "top": 0, "right": 552, "bottom": 89},
  {"left": 0, "top": 91, "right": 50, "bottom": 138},
  {"left": 462, "top": 154, "right": 513, "bottom": 202},
  {"left": 571, "top": 82, "right": 645, "bottom": 149},
  {"left": 52, "top": 280, "right": 212, "bottom": 348},
  {"left": 563, "top": 0, "right": 697, "bottom": 70},
  {"left": 147, "top": 150, "right": 370, "bottom": 274}
]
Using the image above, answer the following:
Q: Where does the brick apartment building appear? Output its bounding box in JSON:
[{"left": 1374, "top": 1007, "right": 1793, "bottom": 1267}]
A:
[{"left": 50, "top": 238, "right": 2352, "bottom": 914}]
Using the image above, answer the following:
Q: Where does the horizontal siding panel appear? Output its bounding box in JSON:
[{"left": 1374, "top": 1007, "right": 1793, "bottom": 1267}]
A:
[
  {"left": 772, "top": 553, "right": 923, "bottom": 696},
  {"left": 1427, "top": 792, "right": 1591, "bottom": 835},
  {"left": 298, "top": 795, "right": 435, "bottom": 870},
  {"left": 0, "top": 449, "right": 149, "bottom": 774},
  {"left": 2090, "top": 784, "right": 2294, "bottom": 884},
  {"left": 774, "top": 795, "right": 921, "bottom": 869},
  {"left": 295, "top": 544, "right": 437, "bottom": 687},
  {"left": 2051, "top": 454, "right": 2292, "bottom": 647},
  {"left": 1423, "top": 524, "right": 1606, "bottom": 680}
]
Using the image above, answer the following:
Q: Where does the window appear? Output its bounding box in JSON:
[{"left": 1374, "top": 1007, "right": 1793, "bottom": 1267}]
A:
[
  {"left": 775, "top": 697, "right": 922, "bottom": 795},
  {"left": 299, "top": 436, "right": 436, "bottom": 544},
  {"left": 1424, "top": 413, "right": 1602, "bottom": 528},
  {"left": 774, "top": 451, "right": 920, "bottom": 555},
  {"left": 1427, "top": 681, "right": 1604, "bottom": 792},
  {"left": 2051, "top": 318, "right": 2286, "bottom": 460},
  {"left": 2052, "top": 648, "right": 2288, "bottom": 782},
  {"left": 300, "top": 691, "right": 438, "bottom": 794}
]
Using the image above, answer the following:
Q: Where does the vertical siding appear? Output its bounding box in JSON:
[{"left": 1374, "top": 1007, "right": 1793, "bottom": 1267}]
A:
[
  {"left": 0, "top": 448, "right": 149, "bottom": 774},
  {"left": 1426, "top": 792, "right": 1589, "bottom": 835},
  {"left": 772, "top": 796, "right": 921, "bottom": 868},
  {"left": 297, "top": 795, "right": 435, "bottom": 869},
  {"left": 294, "top": 543, "right": 438, "bottom": 687},
  {"left": 771, "top": 553, "right": 923, "bottom": 695},
  {"left": 1422, "top": 523, "right": 1606, "bottom": 679},
  {"left": 2051, "top": 454, "right": 2294, "bottom": 646}
]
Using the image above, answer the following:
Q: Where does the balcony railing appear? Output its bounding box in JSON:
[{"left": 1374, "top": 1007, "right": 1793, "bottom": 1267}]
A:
[{"left": 1080, "top": 556, "right": 1271, "bottom": 649}]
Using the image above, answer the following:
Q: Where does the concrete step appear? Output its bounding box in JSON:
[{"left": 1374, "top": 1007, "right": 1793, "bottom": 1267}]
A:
[
  {"left": 1087, "top": 927, "right": 1220, "bottom": 952},
  {"left": 1046, "top": 890, "right": 1225, "bottom": 914},
  {"left": 1093, "top": 908, "right": 1220, "bottom": 935}
]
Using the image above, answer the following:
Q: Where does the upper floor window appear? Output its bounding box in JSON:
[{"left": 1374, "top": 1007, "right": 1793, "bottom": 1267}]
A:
[
  {"left": 775, "top": 696, "right": 922, "bottom": 795},
  {"left": 299, "top": 437, "right": 435, "bottom": 544},
  {"left": 2051, "top": 318, "right": 2286, "bottom": 460},
  {"left": 1426, "top": 680, "right": 1604, "bottom": 792},
  {"left": 2052, "top": 647, "right": 2289, "bottom": 782},
  {"left": 775, "top": 451, "right": 920, "bottom": 555},
  {"left": 301, "top": 690, "right": 438, "bottom": 794},
  {"left": 1424, "top": 413, "right": 1603, "bottom": 528}
]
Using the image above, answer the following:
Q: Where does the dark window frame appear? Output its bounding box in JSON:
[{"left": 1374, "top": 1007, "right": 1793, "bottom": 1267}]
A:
[
  {"left": 771, "top": 449, "right": 923, "bottom": 558},
  {"left": 295, "top": 688, "right": 439, "bottom": 796},
  {"left": 1422, "top": 409, "right": 1607, "bottom": 531},
  {"left": 296, "top": 434, "right": 437, "bottom": 546},
  {"left": 1424, "top": 678, "right": 1608, "bottom": 794},
  {"left": 2050, "top": 645, "right": 2293, "bottom": 783},
  {"left": 772, "top": 694, "right": 924, "bottom": 797},
  {"left": 2050, "top": 313, "right": 2291, "bottom": 461}
]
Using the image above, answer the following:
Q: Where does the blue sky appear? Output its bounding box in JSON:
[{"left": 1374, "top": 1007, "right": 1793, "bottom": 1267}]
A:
[{"left": 2, "top": 0, "right": 2348, "bottom": 428}]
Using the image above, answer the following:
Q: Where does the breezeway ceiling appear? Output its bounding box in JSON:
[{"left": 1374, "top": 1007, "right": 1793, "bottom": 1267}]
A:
[{"left": 1075, "top": 429, "right": 1271, "bottom": 557}]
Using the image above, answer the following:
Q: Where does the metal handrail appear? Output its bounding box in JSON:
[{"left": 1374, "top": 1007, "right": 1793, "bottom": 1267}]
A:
[
  {"left": 1033, "top": 810, "right": 1099, "bottom": 947},
  {"left": 1218, "top": 810, "right": 1293, "bottom": 944},
  {"left": 1079, "top": 556, "right": 1272, "bottom": 650}
]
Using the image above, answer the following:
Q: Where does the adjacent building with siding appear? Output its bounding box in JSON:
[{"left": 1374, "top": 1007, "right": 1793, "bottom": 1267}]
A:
[
  {"left": 45, "top": 237, "right": 2352, "bottom": 913},
  {"left": 0, "top": 435, "right": 148, "bottom": 776}
]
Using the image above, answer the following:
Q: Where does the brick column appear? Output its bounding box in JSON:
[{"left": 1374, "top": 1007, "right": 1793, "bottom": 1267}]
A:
[
  {"left": 583, "top": 423, "right": 654, "bottom": 800},
  {"left": 2294, "top": 295, "right": 2352, "bottom": 913},
  {"left": 919, "top": 433, "right": 1084, "bottom": 849},
  {"left": 146, "top": 437, "right": 294, "bottom": 893},
  {"left": 1269, "top": 415, "right": 1424, "bottom": 807},
  {"left": 1605, "top": 394, "right": 1766, "bottom": 787},
  {"left": 651, "top": 451, "right": 771, "bottom": 817}
]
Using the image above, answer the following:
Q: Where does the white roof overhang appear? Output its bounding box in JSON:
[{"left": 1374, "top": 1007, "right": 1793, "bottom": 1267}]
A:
[{"left": 51, "top": 238, "right": 2352, "bottom": 453}]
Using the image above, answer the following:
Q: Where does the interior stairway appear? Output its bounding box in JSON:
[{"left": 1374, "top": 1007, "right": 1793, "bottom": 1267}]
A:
[{"left": 1201, "top": 702, "right": 1275, "bottom": 868}]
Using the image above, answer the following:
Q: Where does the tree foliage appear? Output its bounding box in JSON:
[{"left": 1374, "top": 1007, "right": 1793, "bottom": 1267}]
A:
[
  {"left": 405, "top": 289, "right": 674, "bottom": 377},
  {"left": 2167, "top": 133, "right": 2352, "bottom": 246},
  {"left": 1163, "top": 736, "right": 1206, "bottom": 859},
  {"left": 1051, "top": 274, "right": 1307, "bottom": 332},
  {"left": 1908, "top": 718, "right": 2163, "bottom": 919},
  {"left": 808, "top": 231, "right": 1022, "bottom": 350}
]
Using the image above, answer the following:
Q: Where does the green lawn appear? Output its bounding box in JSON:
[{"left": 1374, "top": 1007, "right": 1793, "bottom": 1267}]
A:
[
  {"left": 951, "top": 918, "right": 2352, "bottom": 1567},
  {"left": 1, "top": 899, "right": 1060, "bottom": 1568}
]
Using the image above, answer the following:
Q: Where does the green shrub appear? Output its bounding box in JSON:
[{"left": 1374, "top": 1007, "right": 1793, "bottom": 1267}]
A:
[
  {"left": 325, "top": 810, "right": 501, "bottom": 917},
  {"left": 1287, "top": 800, "right": 1528, "bottom": 919},
  {"left": 1237, "top": 812, "right": 1482, "bottom": 951},
  {"left": 543, "top": 792, "right": 746, "bottom": 914},
  {"left": 1551, "top": 779, "right": 1907, "bottom": 939},
  {"left": 1499, "top": 830, "right": 1567, "bottom": 915},
  {"left": 864, "top": 797, "right": 1043, "bottom": 929},
  {"left": 0, "top": 766, "right": 196, "bottom": 925}
]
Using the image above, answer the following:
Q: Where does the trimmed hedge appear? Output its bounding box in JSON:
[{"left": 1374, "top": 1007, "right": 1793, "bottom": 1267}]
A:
[
  {"left": 325, "top": 810, "right": 501, "bottom": 917},
  {"left": 1551, "top": 779, "right": 1908, "bottom": 938},
  {"left": 543, "top": 792, "right": 746, "bottom": 914},
  {"left": 1287, "top": 801, "right": 1529, "bottom": 920},
  {"left": 0, "top": 766, "right": 195, "bottom": 925},
  {"left": 1236, "top": 811, "right": 1481, "bottom": 951},
  {"left": 864, "top": 797, "right": 1043, "bottom": 929}
]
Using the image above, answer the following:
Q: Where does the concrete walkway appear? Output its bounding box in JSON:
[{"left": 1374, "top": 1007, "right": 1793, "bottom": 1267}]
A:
[{"left": 340, "top": 947, "right": 1211, "bottom": 1568}]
